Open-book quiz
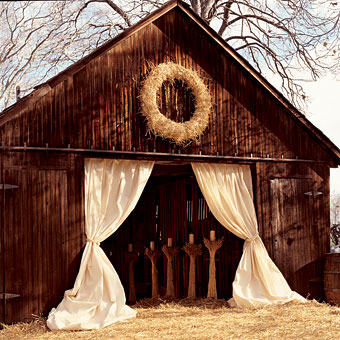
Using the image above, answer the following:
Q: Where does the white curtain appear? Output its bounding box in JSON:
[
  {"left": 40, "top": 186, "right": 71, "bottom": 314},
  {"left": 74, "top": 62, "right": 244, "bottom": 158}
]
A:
[
  {"left": 192, "top": 162, "right": 306, "bottom": 308},
  {"left": 47, "top": 158, "right": 154, "bottom": 330}
]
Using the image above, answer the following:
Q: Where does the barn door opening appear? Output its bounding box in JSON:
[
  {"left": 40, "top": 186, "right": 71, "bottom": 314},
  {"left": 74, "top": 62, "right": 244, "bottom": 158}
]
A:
[
  {"left": 102, "top": 164, "right": 243, "bottom": 301},
  {"left": 270, "top": 177, "right": 322, "bottom": 298}
]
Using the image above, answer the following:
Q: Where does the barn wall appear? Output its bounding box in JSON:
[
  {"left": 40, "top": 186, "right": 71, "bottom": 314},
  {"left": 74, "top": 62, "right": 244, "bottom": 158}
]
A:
[
  {"left": 254, "top": 161, "right": 330, "bottom": 298},
  {"left": 0, "top": 9, "right": 334, "bottom": 165},
  {"left": 0, "top": 5, "right": 335, "bottom": 319},
  {"left": 0, "top": 151, "right": 85, "bottom": 323},
  {"left": 0, "top": 153, "right": 330, "bottom": 323}
]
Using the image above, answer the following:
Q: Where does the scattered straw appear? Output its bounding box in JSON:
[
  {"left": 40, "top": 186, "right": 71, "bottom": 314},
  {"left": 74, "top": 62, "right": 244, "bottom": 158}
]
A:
[
  {"left": 140, "top": 62, "right": 212, "bottom": 145},
  {"left": 1, "top": 299, "right": 340, "bottom": 340}
]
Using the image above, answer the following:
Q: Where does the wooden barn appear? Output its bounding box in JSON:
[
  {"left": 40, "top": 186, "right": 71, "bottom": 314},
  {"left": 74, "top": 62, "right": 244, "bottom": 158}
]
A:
[{"left": 1, "top": 0, "right": 340, "bottom": 326}]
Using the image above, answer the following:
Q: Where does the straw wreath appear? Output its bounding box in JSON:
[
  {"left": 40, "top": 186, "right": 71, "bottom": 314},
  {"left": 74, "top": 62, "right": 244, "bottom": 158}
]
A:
[{"left": 140, "top": 62, "right": 212, "bottom": 145}]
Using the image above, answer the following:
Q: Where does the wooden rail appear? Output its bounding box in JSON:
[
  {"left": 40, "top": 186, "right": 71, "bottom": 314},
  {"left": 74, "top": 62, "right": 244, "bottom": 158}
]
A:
[{"left": 0, "top": 145, "right": 324, "bottom": 164}]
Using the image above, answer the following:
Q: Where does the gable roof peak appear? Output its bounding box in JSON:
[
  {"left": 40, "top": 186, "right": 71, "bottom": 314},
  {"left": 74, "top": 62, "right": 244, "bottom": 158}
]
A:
[{"left": 1, "top": 0, "right": 339, "bottom": 162}]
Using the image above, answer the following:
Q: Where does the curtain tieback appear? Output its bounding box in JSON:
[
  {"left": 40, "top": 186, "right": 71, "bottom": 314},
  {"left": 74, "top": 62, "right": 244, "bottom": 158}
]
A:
[
  {"left": 245, "top": 233, "right": 260, "bottom": 243},
  {"left": 87, "top": 239, "right": 100, "bottom": 246}
]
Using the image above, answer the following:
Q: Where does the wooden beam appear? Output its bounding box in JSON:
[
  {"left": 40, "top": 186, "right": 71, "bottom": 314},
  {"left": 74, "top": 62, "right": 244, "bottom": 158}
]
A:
[{"left": 0, "top": 145, "right": 326, "bottom": 164}]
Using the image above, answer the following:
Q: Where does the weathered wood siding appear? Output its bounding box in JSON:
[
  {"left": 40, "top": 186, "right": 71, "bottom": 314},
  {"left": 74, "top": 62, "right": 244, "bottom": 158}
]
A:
[
  {"left": 0, "top": 152, "right": 85, "bottom": 323},
  {"left": 0, "top": 4, "right": 335, "bottom": 322},
  {"left": 255, "top": 161, "right": 330, "bottom": 298},
  {"left": 0, "top": 8, "right": 335, "bottom": 165}
]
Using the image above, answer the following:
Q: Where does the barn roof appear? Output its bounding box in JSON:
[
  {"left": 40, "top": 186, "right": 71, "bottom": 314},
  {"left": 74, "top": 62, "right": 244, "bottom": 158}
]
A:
[{"left": 1, "top": 0, "right": 340, "bottom": 163}]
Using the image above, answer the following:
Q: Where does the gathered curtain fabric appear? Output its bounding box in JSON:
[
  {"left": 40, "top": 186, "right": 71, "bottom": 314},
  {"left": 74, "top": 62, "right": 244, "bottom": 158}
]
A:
[
  {"left": 191, "top": 162, "right": 305, "bottom": 308},
  {"left": 47, "top": 158, "right": 154, "bottom": 330}
]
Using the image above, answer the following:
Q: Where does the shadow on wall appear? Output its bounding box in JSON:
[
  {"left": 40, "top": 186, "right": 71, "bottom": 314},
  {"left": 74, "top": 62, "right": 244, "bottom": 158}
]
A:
[{"left": 288, "top": 258, "right": 325, "bottom": 301}]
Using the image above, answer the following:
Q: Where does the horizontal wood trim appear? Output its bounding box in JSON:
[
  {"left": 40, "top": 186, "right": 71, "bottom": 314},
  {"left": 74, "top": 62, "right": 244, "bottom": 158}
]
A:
[{"left": 0, "top": 146, "right": 325, "bottom": 164}]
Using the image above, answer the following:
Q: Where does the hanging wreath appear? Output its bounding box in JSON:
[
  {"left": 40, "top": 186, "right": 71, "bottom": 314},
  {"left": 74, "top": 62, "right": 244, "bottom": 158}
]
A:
[{"left": 140, "top": 62, "right": 212, "bottom": 145}]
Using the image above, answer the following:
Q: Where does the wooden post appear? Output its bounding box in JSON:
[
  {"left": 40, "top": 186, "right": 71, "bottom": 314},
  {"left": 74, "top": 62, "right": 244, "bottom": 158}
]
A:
[
  {"left": 203, "top": 238, "right": 223, "bottom": 299},
  {"left": 183, "top": 243, "right": 202, "bottom": 299},
  {"left": 124, "top": 252, "right": 139, "bottom": 303},
  {"left": 145, "top": 248, "right": 161, "bottom": 299},
  {"left": 161, "top": 245, "right": 180, "bottom": 298}
]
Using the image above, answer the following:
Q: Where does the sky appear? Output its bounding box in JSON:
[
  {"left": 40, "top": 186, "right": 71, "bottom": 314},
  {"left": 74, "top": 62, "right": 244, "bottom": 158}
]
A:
[{"left": 302, "top": 76, "right": 340, "bottom": 195}]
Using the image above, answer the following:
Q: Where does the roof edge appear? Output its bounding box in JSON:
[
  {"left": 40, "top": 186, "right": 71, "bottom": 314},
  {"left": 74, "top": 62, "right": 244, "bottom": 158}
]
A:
[
  {"left": 0, "top": 0, "right": 180, "bottom": 123},
  {"left": 176, "top": 1, "right": 340, "bottom": 163}
]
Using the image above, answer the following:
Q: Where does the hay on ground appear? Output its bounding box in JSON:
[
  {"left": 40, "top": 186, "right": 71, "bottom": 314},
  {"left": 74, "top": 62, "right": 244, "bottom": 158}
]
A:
[{"left": 1, "top": 299, "right": 340, "bottom": 340}]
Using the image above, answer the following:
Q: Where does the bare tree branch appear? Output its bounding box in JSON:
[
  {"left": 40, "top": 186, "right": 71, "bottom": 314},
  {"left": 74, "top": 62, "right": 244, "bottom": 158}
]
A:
[
  {"left": 0, "top": 0, "right": 340, "bottom": 112},
  {"left": 76, "top": 0, "right": 132, "bottom": 27}
]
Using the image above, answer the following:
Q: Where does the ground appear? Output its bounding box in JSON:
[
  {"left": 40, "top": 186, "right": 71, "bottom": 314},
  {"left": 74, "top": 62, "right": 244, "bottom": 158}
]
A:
[{"left": 1, "top": 299, "right": 340, "bottom": 340}]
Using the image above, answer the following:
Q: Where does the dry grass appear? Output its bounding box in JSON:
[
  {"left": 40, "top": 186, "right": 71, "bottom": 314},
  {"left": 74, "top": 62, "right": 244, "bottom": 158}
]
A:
[
  {"left": 1, "top": 299, "right": 340, "bottom": 340},
  {"left": 140, "top": 62, "right": 211, "bottom": 145}
]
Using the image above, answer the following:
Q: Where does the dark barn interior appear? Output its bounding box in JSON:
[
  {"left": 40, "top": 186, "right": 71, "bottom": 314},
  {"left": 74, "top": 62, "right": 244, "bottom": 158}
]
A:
[{"left": 101, "top": 163, "right": 244, "bottom": 301}]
